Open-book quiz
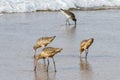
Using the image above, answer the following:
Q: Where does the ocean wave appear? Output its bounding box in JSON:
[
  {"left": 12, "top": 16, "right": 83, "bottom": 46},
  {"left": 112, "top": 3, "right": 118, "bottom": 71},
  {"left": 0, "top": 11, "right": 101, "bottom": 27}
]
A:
[{"left": 0, "top": 0, "right": 120, "bottom": 13}]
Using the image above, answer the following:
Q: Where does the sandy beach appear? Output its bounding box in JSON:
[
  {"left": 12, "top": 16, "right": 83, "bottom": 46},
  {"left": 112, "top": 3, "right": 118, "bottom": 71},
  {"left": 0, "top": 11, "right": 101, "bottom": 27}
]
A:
[{"left": 0, "top": 10, "right": 120, "bottom": 80}]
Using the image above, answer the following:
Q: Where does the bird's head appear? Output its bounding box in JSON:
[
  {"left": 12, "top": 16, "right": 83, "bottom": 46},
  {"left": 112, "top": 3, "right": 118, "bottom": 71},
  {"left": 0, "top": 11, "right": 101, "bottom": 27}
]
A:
[
  {"left": 89, "top": 38, "right": 94, "bottom": 42},
  {"left": 87, "top": 38, "right": 94, "bottom": 46},
  {"left": 52, "top": 36, "right": 56, "bottom": 39},
  {"left": 72, "top": 18, "right": 77, "bottom": 22},
  {"left": 49, "top": 36, "right": 56, "bottom": 42},
  {"left": 72, "top": 18, "right": 77, "bottom": 25}
]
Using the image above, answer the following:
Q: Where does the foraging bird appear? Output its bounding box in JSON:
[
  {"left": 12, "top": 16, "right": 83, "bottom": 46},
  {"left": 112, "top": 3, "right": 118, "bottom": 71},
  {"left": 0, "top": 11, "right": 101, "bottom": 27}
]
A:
[
  {"left": 60, "top": 9, "right": 77, "bottom": 25},
  {"left": 33, "top": 36, "right": 56, "bottom": 57},
  {"left": 80, "top": 38, "right": 94, "bottom": 58},
  {"left": 34, "top": 47, "right": 63, "bottom": 72}
]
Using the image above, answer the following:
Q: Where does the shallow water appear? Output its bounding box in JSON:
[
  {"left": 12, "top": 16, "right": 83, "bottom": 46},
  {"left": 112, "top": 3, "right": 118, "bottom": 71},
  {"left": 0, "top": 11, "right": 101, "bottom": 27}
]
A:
[{"left": 0, "top": 10, "right": 120, "bottom": 80}]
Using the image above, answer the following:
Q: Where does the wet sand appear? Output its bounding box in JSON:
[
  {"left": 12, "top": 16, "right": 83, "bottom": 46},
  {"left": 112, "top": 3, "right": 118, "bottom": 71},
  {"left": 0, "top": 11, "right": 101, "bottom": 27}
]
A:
[{"left": 0, "top": 10, "right": 120, "bottom": 80}]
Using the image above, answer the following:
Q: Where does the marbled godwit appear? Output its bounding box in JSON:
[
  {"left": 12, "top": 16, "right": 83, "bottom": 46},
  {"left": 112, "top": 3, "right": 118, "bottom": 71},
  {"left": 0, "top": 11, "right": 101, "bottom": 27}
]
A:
[
  {"left": 80, "top": 38, "right": 94, "bottom": 58},
  {"left": 34, "top": 47, "right": 62, "bottom": 72},
  {"left": 60, "top": 9, "right": 77, "bottom": 25},
  {"left": 33, "top": 36, "right": 56, "bottom": 57}
]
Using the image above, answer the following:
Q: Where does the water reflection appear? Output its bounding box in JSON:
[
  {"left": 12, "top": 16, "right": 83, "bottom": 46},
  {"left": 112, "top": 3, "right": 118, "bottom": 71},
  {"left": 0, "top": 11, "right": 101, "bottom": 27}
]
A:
[
  {"left": 34, "top": 67, "right": 56, "bottom": 80},
  {"left": 80, "top": 58, "right": 93, "bottom": 80},
  {"left": 65, "top": 25, "right": 76, "bottom": 35},
  {"left": 65, "top": 25, "right": 76, "bottom": 41}
]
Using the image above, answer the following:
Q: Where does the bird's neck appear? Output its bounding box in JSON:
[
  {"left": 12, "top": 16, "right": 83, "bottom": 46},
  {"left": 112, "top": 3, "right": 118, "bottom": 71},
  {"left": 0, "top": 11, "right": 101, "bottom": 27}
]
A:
[
  {"left": 60, "top": 10, "right": 67, "bottom": 15},
  {"left": 35, "top": 54, "right": 43, "bottom": 60}
]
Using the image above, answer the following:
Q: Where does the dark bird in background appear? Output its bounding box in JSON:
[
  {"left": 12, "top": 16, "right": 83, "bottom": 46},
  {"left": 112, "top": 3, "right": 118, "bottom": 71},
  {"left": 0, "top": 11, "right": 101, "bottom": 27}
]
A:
[
  {"left": 60, "top": 9, "right": 77, "bottom": 25},
  {"left": 33, "top": 36, "right": 56, "bottom": 57},
  {"left": 80, "top": 38, "right": 94, "bottom": 58},
  {"left": 34, "top": 47, "right": 63, "bottom": 72}
]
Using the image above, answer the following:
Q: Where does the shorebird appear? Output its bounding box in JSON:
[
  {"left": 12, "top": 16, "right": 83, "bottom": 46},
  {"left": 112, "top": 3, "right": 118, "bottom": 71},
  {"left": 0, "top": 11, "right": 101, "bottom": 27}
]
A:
[
  {"left": 60, "top": 9, "right": 77, "bottom": 25},
  {"left": 34, "top": 47, "right": 63, "bottom": 72},
  {"left": 80, "top": 38, "right": 94, "bottom": 58},
  {"left": 33, "top": 36, "right": 56, "bottom": 57}
]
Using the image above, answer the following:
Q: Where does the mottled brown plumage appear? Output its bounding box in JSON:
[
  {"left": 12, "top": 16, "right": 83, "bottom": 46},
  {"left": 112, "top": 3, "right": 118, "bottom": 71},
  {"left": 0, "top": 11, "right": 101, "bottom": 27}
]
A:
[
  {"left": 60, "top": 9, "right": 77, "bottom": 25},
  {"left": 80, "top": 38, "right": 94, "bottom": 58},
  {"left": 33, "top": 36, "right": 56, "bottom": 57},
  {"left": 34, "top": 47, "right": 63, "bottom": 72}
]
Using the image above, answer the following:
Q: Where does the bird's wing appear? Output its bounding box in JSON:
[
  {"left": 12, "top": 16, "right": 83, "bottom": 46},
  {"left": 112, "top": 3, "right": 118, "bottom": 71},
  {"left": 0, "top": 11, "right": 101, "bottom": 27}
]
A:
[
  {"left": 36, "top": 37, "right": 50, "bottom": 45},
  {"left": 80, "top": 40, "right": 87, "bottom": 48},
  {"left": 42, "top": 47, "right": 56, "bottom": 54},
  {"left": 65, "top": 10, "right": 75, "bottom": 18},
  {"left": 37, "top": 37, "right": 49, "bottom": 42}
]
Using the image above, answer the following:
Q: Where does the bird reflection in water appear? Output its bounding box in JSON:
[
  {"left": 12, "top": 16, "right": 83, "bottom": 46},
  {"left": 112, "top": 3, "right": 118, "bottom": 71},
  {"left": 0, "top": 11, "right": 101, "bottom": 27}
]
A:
[
  {"left": 34, "top": 67, "right": 56, "bottom": 80},
  {"left": 80, "top": 58, "right": 93, "bottom": 80},
  {"left": 66, "top": 25, "right": 76, "bottom": 33},
  {"left": 65, "top": 25, "right": 76, "bottom": 38}
]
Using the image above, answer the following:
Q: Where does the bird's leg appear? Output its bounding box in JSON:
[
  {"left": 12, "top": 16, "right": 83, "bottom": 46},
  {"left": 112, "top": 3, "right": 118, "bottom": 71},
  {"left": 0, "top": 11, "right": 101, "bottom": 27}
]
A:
[
  {"left": 74, "top": 21, "right": 76, "bottom": 26},
  {"left": 47, "top": 58, "right": 49, "bottom": 72},
  {"left": 66, "top": 19, "right": 70, "bottom": 25},
  {"left": 34, "top": 58, "right": 37, "bottom": 71},
  {"left": 52, "top": 57, "right": 56, "bottom": 72},
  {"left": 85, "top": 49, "right": 88, "bottom": 58},
  {"left": 43, "top": 58, "right": 46, "bottom": 66},
  {"left": 34, "top": 50, "right": 36, "bottom": 58},
  {"left": 85, "top": 57, "right": 88, "bottom": 63},
  {"left": 66, "top": 19, "right": 68, "bottom": 25},
  {"left": 87, "top": 49, "right": 89, "bottom": 53},
  {"left": 80, "top": 53, "right": 81, "bottom": 57},
  {"left": 68, "top": 19, "right": 70, "bottom": 25},
  {"left": 80, "top": 52, "right": 82, "bottom": 58}
]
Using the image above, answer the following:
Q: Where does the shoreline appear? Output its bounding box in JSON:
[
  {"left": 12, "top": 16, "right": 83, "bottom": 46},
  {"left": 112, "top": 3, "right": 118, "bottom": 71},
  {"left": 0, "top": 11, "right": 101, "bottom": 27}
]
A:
[{"left": 1, "top": 7, "right": 120, "bottom": 14}]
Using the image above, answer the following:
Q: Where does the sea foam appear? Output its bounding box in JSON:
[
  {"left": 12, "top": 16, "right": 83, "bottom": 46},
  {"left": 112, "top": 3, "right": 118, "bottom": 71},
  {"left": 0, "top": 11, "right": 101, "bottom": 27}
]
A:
[{"left": 0, "top": 0, "right": 120, "bottom": 13}]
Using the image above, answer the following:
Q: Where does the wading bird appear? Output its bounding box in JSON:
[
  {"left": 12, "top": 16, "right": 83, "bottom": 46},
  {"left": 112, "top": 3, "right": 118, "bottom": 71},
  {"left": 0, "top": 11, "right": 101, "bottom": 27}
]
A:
[
  {"left": 33, "top": 36, "right": 56, "bottom": 57},
  {"left": 34, "top": 47, "right": 63, "bottom": 72},
  {"left": 60, "top": 9, "right": 77, "bottom": 25},
  {"left": 80, "top": 38, "right": 94, "bottom": 58}
]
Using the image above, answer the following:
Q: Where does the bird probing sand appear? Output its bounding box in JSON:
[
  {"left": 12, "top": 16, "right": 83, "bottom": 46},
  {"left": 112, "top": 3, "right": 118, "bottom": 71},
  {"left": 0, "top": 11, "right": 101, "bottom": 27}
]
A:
[
  {"left": 60, "top": 9, "right": 77, "bottom": 25},
  {"left": 80, "top": 38, "right": 94, "bottom": 58},
  {"left": 33, "top": 36, "right": 56, "bottom": 57},
  {"left": 34, "top": 47, "right": 63, "bottom": 72}
]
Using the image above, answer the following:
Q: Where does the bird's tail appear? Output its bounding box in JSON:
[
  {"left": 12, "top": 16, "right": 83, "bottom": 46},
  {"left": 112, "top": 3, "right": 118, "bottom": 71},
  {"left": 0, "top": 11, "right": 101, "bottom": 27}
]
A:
[{"left": 56, "top": 48, "right": 63, "bottom": 53}]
